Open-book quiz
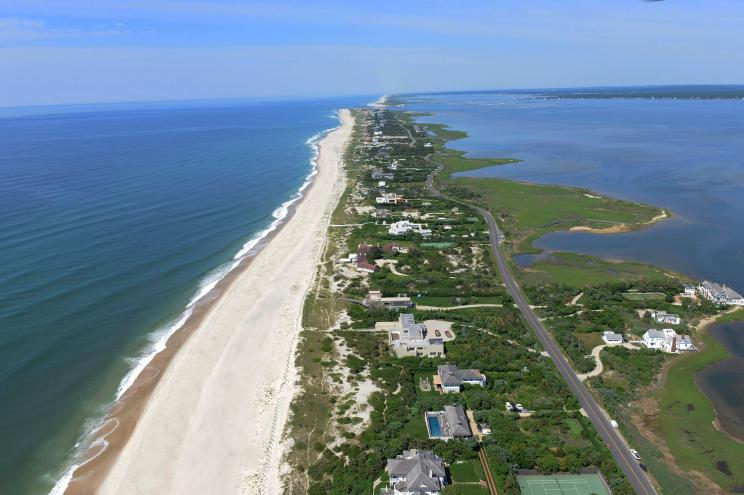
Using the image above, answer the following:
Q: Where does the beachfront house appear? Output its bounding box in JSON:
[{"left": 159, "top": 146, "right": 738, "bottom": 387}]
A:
[
  {"left": 389, "top": 220, "right": 432, "bottom": 237},
  {"left": 425, "top": 404, "right": 472, "bottom": 440},
  {"left": 649, "top": 310, "right": 682, "bottom": 326},
  {"left": 378, "top": 314, "right": 444, "bottom": 358},
  {"left": 384, "top": 450, "right": 448, "bottom": 495},
  {"left": 435, "top": 364, "right": 486, "bottom": 393},
  {"left": 698, "top": 281, "right": 744, "bottom": 306},
  {"left": 683, "top": 284, "right": 696, "bottom": 296},
  {"left": 354, "top": 243, "right": 378, "bottom": 274},
  {"left": 364, "top": 290, "right": 414, "bottom": 310},
  {"left": 602, "top": 331, "right": 624, "bottom": 346},
  {"left": 376, "top": 192, "right": 402, "bottom": 205},
  {"left": 642, "top": 329, "right": 697, "bottom": 353}
]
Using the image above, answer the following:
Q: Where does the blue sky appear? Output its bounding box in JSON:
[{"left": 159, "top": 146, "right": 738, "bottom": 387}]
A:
[{"left": 1, "top": 0, "right": 742, "bottom": 106}]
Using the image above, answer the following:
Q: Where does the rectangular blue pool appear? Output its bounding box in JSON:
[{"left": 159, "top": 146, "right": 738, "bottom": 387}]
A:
[{"left": 427, "top": 415, "right": 443, "bottom": 437}]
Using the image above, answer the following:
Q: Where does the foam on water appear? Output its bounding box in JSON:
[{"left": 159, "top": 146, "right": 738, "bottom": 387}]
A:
[{"left": 47, "top": 113, "right": 341, "bottom": 495}]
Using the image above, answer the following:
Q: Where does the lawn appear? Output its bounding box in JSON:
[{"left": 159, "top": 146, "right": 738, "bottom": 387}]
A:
[
  {"left": 442, "top": 484, "right": 490, "bottom": 495},
  {"left": 449, "top": 459, "right": 485, "bottom": 483}
]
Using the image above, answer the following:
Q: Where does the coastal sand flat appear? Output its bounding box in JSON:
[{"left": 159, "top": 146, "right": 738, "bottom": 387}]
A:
[{"left": 96, "top": 110, "right": 353, "bottom": 495}]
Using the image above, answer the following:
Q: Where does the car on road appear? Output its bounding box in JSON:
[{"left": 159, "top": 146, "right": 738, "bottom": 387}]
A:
[
  {"left": 639, "top": 463, "right": 648, "bottom": 472},
  {"left": 610, "top": 420, "right": 619, "bottom": 428},
  {"left": 629, "top": 449, "right": 642, "bottom": 461}
]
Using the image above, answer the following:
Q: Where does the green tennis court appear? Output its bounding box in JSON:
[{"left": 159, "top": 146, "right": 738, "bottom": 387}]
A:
[{"left": 517, "top": 474, "right": 610, "bottom": 495}]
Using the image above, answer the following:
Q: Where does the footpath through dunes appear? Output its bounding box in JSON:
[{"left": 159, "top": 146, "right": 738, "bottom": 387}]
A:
[{"left": 64, "top": 110, "right": 354, "bottom": 495}]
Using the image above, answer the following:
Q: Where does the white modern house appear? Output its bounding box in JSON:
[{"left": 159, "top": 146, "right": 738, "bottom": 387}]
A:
[
  {"left": 602, "top": 331, "right": 624, "bottom": 345},
  {"left": 389, "top": 220, "right": 432, "bottom": 237},
  {"left": 683, "top": 284, "right": 696, "bottom": 296},
  {"left": 381, "top": 314, "right": 445, "bottom": 358},
  {"left": 384, "top": 450, "right": 447, "bottom": 495},
  {"left": 376, "top": 192, "right": 402, "bottom": 205},
  {"left": 642, "top": 329, "right": 697, "bottom": 353},
  {"left": 698, "top": 281, "right": 744, "bottom": 306},
  {"left": 649, "top": 310, "right": 681, "bottom": 326}
]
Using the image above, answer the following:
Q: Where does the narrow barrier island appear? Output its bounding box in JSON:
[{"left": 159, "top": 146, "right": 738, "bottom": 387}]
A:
[{"left": 283, "top": 101, "right": 744, "bottom": 495}]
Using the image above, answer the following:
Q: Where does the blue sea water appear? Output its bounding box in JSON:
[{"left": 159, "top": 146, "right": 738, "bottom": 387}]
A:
[
  {"left": 0, "top": 96, "right": 368, "bottom": 495},
  {"left": 400, "top": 92, "right": 744, "bottom": 293}
]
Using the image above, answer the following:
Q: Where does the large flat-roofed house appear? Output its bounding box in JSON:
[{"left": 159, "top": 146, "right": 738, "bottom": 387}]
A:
[
  {"left": 389, "top": 220, "right": 432, "bottom": 237},
  {"left": 376, "top": 192, "right": 402, "bottom": 205},
  {"left": 436, "top": 364, "right": 486, "bottom": 393},
  {"left": 364, "top": 290, "right": 413, "bottom": 310},
  {"left": 385, "top": 449, "right": 447, "bottom": 495},
  {"left": 384, "top": 314, "right": 444, "bottom": 358},
  {"left": 699, "top": 281, "right": 744, "bottom": 306}
]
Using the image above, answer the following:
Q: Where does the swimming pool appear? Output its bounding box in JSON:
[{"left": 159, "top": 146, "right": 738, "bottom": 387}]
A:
[{"left": 427, "top": 415, "right": 443, "bottom": 437}]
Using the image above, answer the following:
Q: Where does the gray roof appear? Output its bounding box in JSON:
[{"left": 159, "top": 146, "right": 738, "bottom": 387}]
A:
[
  {"left": 645, "top": 329, "right": 666, "bottom": 339},
  {"left": 603, "top": 331, "right": 623, "bottom": 341},
  {"left": 438, "top": 364, "right": 484, "bottom": 387},
  {"left": 399, "top": 313, "right": 416, "bottom": 327},
  {"left": 443, "top": 405, "right": 472, "bottom": 437},
  {"left": 386, "top": 450, "right": 446, "bottom": 494}
]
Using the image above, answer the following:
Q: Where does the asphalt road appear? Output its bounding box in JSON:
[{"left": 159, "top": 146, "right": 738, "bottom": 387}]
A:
[{"left": 425, "top": 165, "right": 658, "bottom": 495}]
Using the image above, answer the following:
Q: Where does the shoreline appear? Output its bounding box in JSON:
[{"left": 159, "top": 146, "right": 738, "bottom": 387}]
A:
[
  {"left": 568, "top": 209, "right": 670, "bottom": 234},
  {"left": 59, "top": 109, "right": 354, "bottom": 495}
]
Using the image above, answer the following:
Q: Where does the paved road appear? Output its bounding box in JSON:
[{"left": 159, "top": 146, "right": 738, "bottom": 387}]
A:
[{"left": 424, "top": 164, "right": 658, "bottom": 495}]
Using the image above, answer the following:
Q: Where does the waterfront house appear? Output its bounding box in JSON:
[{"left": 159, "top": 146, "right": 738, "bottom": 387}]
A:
[
  {"left": 642, "top": 328, "right": 697, "bottom": 353},
  {"left": 683, "top": 284, "right": 696, "bottom": 296},
  {"left": 698, "top": 281, "right": 744, "bottom": 306},
  {"left": 425, "top": 405, "right": 472, "bottom": 440},
  {"left": 389, "top": 220, "right": 432, "bottom": 237},
  {"left": 649, "top": 310, "right": 682, "bottom": 325},
  {"left": 602, "top": 331, "right": 624, "bottom": 346},
  {"left": 384, "top": 449, "right": 447, "bottom": 495},
  {"left": 381, "top": 314, "right": 444, "bottom": 358},
  {"left": 435, "top": 364, "right": 486, "bottom": 393},
  {"left": 364, "top": 290, "right": 414, "bottom": 310}
]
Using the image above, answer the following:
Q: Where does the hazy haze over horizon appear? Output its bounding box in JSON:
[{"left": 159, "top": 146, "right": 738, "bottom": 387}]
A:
[{"left": 0, "top": 0, "right": 743, "bottom": 107}]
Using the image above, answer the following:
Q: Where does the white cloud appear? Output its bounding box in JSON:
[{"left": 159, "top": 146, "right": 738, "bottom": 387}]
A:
[{"left": 0, "top": 17, "right": 131, "bottom": 42}]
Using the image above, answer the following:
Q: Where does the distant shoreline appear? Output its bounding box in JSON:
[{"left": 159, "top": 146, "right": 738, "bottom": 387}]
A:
[{"left": 58, "top": 110, "right": 354, "bottom": 495}]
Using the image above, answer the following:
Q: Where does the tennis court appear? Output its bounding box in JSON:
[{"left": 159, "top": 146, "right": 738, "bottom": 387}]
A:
[{"left": 517, "top": 473, "right": 610, "bottom": 495}]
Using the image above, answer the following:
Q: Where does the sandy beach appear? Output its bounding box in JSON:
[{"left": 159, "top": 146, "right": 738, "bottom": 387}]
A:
[{"left": 63, "top": 109, "right": 353, "bottom": 495}]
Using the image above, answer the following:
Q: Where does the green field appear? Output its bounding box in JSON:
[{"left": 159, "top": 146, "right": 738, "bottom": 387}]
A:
[
  {"left": 621, "top": 292, "right": 667, "bottom": 301},
  {"left": 516, "top": 474, "right": 610, "bottom": 495},
  {"left": 449, "top": 459, "right": 485, "bottom": 483},
  {"left": 654, "top": 310, "right": 744, "bottom": 491},
  {"left": 524, "top": 252, "right": 677, "bottom": 287}
]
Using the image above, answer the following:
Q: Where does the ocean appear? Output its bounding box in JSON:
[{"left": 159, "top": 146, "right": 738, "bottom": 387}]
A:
[{"left": 0, "top": 96, "right": 368, "bottom": 495}]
